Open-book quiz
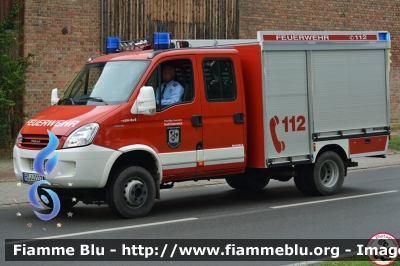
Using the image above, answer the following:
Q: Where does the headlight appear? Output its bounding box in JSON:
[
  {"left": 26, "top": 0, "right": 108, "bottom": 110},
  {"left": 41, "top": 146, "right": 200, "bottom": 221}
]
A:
[
  {"left": 63, "top": 123, "right": 99, "bottom": 148},
  {"left": 15, "top": 130, "right": 22, "bottom": 145}
]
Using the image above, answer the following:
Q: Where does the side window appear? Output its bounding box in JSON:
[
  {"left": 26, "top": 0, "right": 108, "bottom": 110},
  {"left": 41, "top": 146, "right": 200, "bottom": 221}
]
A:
[
  {"left": 145, "top": 59, "right": 194, "bottom": 111},
  {"left": 203, "top": 59, "right": 236, "bottom": 102},
  {"left": 146, "top": 67, "right": 160, "bottom": 93}
]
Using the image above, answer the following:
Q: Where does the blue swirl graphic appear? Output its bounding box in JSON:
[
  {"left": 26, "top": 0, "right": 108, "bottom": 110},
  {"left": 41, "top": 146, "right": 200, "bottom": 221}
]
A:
[
  {"left": 34, "top": 130, "right": 59, "bottom": 176},
  {"left": 29, "top": 130, "right": 60, "bottom": 221},
  {"left": 28, "top": 180, "right": 60, "bottom": 221}
]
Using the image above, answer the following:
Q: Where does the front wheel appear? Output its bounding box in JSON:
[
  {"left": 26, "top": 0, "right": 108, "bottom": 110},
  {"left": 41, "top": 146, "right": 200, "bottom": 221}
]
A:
[
  {"left": 37, "top": 188, "right": 78, "bottom": 209},
  {"left": 107, "top": 166, "right": 156, "bottom": 218}
]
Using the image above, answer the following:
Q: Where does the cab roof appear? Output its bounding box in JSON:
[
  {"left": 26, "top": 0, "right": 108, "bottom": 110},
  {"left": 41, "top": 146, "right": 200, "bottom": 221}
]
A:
[{"left": 89, "top": 47, "right": 239, "bottom": 63}]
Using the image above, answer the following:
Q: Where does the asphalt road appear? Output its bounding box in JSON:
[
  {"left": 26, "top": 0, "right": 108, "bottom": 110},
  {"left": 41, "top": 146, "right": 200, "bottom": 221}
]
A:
[{"left": 1, "top": 166, "right": 400, "bottom": 266}]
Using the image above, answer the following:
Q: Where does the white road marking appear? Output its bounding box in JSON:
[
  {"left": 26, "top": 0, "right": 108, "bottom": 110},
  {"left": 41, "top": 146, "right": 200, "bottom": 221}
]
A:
[
  {"left": 6, "top": 217, "right": 198, "bottom": 244},
  {"left": 271, "top": 190, "right": 398, "bottom": 209}
]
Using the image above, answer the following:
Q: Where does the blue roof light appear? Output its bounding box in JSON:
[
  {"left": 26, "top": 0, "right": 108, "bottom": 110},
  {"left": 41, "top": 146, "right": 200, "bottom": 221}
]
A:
[
  {"left": 153, "top": 32, "right": 171, "bottom": 50},
  {"left": 106, "top": 37, "right": 121, "bottom": 54},
  {"left": 378, "top": 32, "right": 390, "bottom": 41}
]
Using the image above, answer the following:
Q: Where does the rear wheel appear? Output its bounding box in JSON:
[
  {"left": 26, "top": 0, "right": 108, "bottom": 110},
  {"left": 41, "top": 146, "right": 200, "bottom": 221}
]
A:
[
  {"left": 225, "top": 175, "right": 245, "bottom": 189},
  {"left": 107, "top": 166, "right": 156, "bottom": 218},
  {"left": 311, "top": 151, "right": 345, "bottom": 195},
  {"left": 245, "top": 175, "right": 270, "bottom": 191},
  {"left": 225, "top": 171, "right": 270, "bottom": 191},
  {"left": 294, "top": 166, "right": 314, "bottom": 195}
]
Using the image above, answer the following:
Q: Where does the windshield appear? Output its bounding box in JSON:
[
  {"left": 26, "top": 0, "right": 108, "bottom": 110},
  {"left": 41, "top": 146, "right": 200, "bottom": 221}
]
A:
[{"left": 58, "top": 60, "right": 150, "bottom": 105}]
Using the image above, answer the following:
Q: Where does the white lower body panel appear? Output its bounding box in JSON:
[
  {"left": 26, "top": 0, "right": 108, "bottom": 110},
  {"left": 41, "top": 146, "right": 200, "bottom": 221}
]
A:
[{"left": 13, "top": 144, "right": 121, "bottom": 188}]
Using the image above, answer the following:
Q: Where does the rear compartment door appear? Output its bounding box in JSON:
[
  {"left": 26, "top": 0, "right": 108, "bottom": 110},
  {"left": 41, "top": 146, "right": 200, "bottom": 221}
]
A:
[
  {"left": 311, "top": 50, "right": 387, "bottom": 135},
  {"left": 263, "top": 51, "right": 312, "bottom": 165}
]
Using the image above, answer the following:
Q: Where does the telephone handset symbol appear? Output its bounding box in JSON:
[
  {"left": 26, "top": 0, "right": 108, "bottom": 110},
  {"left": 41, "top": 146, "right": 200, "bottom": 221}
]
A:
[{"left": 269, "top": 116, "right": 285, "bottom": 153}]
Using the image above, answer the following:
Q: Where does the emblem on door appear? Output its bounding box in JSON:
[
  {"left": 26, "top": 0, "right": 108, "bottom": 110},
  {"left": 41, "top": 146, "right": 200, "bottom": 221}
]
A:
[{"left": 167, "top": 126, "right": 181, "bottom": 148}]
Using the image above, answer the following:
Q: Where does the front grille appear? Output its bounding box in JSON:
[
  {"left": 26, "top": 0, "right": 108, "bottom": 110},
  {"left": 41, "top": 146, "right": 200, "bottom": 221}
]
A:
[{"left": 20, "top": 134, "right": 60, "bottom": 149}]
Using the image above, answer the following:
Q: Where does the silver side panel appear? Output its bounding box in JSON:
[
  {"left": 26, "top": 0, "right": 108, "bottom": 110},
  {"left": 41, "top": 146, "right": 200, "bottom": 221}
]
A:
[
  {"left": 260, "top": 31, "right": 390, "bottom": 166},
  {"left": 311, "top": 50, "right": 387, "bottom": 136},
  {"left": 262, "top": 51, "right": 312, "bottom": 164}
]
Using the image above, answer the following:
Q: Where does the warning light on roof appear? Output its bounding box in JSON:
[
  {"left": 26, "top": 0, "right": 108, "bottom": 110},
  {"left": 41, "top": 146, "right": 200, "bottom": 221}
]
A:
[
  {"left": 378, "top": 32, "right": 390, "bottom": 41},
  {"left": 153, "top": 32, "right": 171, "bottom": 50},
  {"left": 106, "top": 37, "right": 121, "bottom": 54}
]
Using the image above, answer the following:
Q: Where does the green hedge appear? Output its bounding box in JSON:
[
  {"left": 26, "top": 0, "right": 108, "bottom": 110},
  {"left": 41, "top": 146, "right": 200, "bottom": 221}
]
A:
[{"left": 0, "top": 2, "right": 33, "bottom": 148}]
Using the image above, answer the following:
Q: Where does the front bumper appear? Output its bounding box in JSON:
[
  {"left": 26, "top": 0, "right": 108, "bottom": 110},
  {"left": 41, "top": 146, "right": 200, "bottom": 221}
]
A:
[{"left": 13, "top": 144, "right": 122, "bottom": 188}]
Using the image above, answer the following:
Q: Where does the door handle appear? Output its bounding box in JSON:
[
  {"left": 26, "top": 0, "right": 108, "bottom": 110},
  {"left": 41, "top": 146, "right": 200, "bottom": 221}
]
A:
[
  {"left": 192, "top": 115, "right": 202, "bottom": 127},
  {"left": 233, "top": 112, "right": 244, "bottom": 124}
]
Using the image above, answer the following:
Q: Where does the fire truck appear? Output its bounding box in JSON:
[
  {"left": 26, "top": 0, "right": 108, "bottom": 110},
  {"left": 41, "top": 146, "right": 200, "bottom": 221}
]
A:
[{"left": 13, "top": 31, "right": 391, "bottom": 218}]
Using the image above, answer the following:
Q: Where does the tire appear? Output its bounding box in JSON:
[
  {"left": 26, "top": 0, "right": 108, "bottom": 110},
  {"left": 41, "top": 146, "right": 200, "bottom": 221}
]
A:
[
  {"left": 310, "top": 151, "right": 345, "bottom": 195},
  {"left": 225, "top": 171, "right": 270, "bottom": 191},
  {"left": 225, "top": 175, "right": 246, "bottom": 189},
  {"left": 37, "top": 188, "right": 78, "bottom": 209},
  {"left": 59, "top": 198, "right": 79, "bottom": 209},
  {"left": 245, "top": 175, "right": 270, "bottom": 191},
  {"left": 294, "top": 165, "right": 316, "bottom": 195},
  {"left": 294, "top": 172, "right": 309, "bottom": 195},
  {"left": 107, "top": 166, "right": 156, "bottom": 218}
]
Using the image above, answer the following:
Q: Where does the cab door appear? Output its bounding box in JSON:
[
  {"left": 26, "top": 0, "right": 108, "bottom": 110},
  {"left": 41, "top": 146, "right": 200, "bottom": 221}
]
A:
[
  {"left": 138, "top": 57, "right": 202, "bottom": 182},
  {"left": 197, "top": 55, "right": 246, "bottom": 173}
]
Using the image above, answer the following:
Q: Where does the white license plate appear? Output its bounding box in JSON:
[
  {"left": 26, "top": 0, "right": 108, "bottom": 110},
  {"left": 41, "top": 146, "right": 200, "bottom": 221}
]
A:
[{"left": 23, "top": 173, "right": 45, "bottom": 184}]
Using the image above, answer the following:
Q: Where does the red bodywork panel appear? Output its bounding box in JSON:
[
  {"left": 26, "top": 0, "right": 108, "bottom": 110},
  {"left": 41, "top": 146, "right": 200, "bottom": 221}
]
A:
[
  {"left": 233, "top": 44, "right": 265, "bottom": 168},
  {"left": 19, "top": 48, "right": 250, "bottom": 181},
  {"left": 349, "top": 136, "right": 388, "bottom": 155}
]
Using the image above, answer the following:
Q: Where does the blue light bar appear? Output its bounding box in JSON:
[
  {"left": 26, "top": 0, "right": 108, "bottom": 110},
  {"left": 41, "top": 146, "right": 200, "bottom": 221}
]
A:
[
  {"left": 153, "top": 32, "right": 171, "bottom": 50},
  {"left": 378, "top": 32, "right": 390, "bottom": 41},
  {"left": 106, "top": 37, "right": 121, "bottom": 54}
]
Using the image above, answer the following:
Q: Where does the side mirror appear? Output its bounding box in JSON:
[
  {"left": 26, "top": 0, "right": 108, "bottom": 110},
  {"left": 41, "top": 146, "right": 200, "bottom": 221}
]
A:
[
  {"left": 131, "top": 86, "right": 156, "bottom": 115},
  {"left": 50, "top": 88, "right": 59, "bottom": 105}
]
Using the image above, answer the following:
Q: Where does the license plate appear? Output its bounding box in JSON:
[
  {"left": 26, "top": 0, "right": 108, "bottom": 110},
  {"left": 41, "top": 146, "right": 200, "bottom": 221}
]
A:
[{"left": 23, "top": 173, "right": 45, "bottom": 184}]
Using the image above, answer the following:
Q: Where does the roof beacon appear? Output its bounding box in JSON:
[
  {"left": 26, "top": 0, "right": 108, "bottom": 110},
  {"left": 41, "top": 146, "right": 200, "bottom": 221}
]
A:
[
  {"left": 106, "top": 37, "right": 121, "bottom": 54},
  {"left": 153, "top": 32, "right": 171, "bottom": 50},
  {"left": 379, "top": 32, "right": 390, "bottom": 40}
]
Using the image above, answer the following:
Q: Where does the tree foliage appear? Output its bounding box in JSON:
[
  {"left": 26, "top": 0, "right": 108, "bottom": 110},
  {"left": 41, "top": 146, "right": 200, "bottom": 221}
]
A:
[{"left": 0, "top": 3, "right": 33, "bottom": 148}]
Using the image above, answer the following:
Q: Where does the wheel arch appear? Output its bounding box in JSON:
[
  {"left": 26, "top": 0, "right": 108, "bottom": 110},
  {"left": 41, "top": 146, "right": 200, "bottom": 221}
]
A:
[
  {"left": 314, "top": 143, "right": 348, "bottom": 176},
  {"left": 315, "top": 143, "right": 348, "bottom": 163},
  {"left": 107, "top": 145, "right": 162, "bottom": 199}
]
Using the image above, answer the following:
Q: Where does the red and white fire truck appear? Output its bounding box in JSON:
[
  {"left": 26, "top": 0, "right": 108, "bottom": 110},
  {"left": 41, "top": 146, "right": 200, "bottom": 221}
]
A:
[{"left": 13, "top": 31, "right": 391, "bottom": 218}]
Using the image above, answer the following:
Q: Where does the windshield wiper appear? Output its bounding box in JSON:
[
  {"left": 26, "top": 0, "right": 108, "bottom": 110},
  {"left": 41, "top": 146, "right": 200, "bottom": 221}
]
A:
[
  {"left": 58, "top": 98, "right": 75, "bottom": 105},
  {"left": 87, "top": 97, "right": 108, "bottom": 105}
]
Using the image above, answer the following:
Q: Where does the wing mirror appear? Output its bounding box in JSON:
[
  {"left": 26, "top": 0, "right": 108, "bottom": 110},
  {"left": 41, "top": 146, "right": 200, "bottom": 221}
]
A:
[
  {"left": 131, "top": 86, "right": 156, "bottom": 115},
  {"left": 50, "top": 88, "right": 59, "bottom": 105}
]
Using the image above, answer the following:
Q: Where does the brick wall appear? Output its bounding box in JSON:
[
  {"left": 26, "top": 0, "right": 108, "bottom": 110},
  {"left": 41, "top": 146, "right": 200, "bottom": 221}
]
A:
[
  {"left": 22, "top": 0, "right": 400, "bottom": 123},
  {"left": 23, "top": 0, "right": 101, "bottom": 117},
  {"left": 239, "top": 0, "right": 400, "bottom": 124},
  {"left": 391, "top": 68, "right": 400, "bottom": 124}
]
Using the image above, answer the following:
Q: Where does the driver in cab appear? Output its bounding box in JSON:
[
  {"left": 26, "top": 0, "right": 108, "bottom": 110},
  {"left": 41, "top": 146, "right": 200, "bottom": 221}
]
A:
[{"left": 156, "top": 65, "right": 184, "bottom": 107}]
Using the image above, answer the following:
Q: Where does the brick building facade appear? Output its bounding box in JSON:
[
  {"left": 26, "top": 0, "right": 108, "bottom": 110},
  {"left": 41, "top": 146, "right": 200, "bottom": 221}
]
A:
[
  {"left": 20, "top": 0, "right": 400, "bottom": 123},
  {"left": 22, "top": 0, "right": 101, "bottom": 115},
  {"left": 239, "top": 0, "right": 400, "bottom": 123}
]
